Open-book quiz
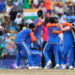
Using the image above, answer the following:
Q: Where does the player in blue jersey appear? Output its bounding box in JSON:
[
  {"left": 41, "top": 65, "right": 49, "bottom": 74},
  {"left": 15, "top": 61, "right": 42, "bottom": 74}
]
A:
[
  {"left": 62, "top": 16, "right": 75, "bottom": 70},
  {"left": 71, "top": 16, "right": 75, "bottom": 68},
  {"left": 33, "top": 10, "right": 44, "bottom": 48},
  {"left": 43, "top": 17, "right": 63, "bottom": 69},
  {"left": 54, "top": 16, "right": 63, "bottom": 67},
  {"left": 19, "top": 37, "right": 42, "bottom": 69},
  {"left": 14, "top": 23, "right": 42, "bottom": 70}
]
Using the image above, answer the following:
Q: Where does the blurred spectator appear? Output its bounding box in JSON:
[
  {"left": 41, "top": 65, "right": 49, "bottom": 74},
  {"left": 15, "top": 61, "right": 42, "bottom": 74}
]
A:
[
  {"left": 26, "top": 19, "right": 33, "bottom": 27},
  {"left": 39, "top": 2, "right": 47, "bottom": 16},
  {"left": 54, "top": 0, "right": 59, "bottom": 6},
  {"left": 13, "top": 0, "right": 23, "bottom": 12},
  {"left": 33, "top": 0, "right": 39, "bottom": 8},
  {"left": 54, "top": 3, "right": 64, "bottom": 14},
  {"left": 13, "top": 0, "right": 20, "bottom": 6},
  {"left": 3, "top": 16, "right": 10, "bottom": 33},
  {"left": 0, "top": 25, "right": 4, "bottom": 44},
  {"left": 58, "top": 13, "right": 63, "bottom": 24},
  {"left": 6, "top": 3, "right": 12, "bottom": 14},
  {"left": 14, "top": 13, "right": 22, "bottom": 32},
  {"left": 17, "top": 11, "right": 23, "bottom": 18},
  {"left": 30, "top": 3, "right": 36, "bottom": 9},
  {"left": 19, "top": 19, "right": 26, "bottom": 31},
  {"left": 6, "top": 42, "right": 15, "bottom": 55},
  {"left": 9, "top": 7, "right": 17, "bottom": 27},
  {"left": 0, "top": 0, "right": 6, "bottom": 13},
  {"left": 55, "top": 0, "right": 63, "bottom": 7},
  {"left": 5, "top": 1, "right": 9, "bottom": 10},
  {"left": 64, "top": 1, "right": 68, "bottom": 14},
  {"left": 44, "top": 0, "right": 51, "bottom": 13},
  {"left": 22, "top": 0, "right": 30, "bottom": 9},
  {"left": 3, "top": 33, "right": 11, "bottom": 48},
  {"left": 0, "top": 10, "right": 8, "bottom": 23},
  {"left": 66, "top": 4, "right": 74, "bottom": 16},
  {"left": 33, "top": 0, "right": 39, "bottom": 6}
]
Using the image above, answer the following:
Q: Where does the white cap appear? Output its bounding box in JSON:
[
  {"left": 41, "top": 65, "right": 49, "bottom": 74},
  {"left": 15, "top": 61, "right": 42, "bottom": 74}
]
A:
[
  {"left": 26, "top": 19, "right": 33, "bottom": 27},
  {"left": 7, "top": 33, "right": 10, "bottom": 36},
  {"left": 0, "top": 26, "right": 2, "bottom": 29},
  {"left": 17, "top": 13, "right": 20, "bottom": 16}
]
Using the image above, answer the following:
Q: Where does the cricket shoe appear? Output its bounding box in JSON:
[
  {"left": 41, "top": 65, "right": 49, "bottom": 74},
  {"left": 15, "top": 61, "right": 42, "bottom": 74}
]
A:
[
  {"left": 62, "top": 65, "right": 66, "bottom": 70},
  {"left": 15, "top": 66, "right": 21, "bottom": 70},
  {"left": 69, "top": 66, "right": 73, "bottom": 70},
  {"left": 54, "top": 64, "right": 59, "bottom": 69},
  {"left": 46, "top": 60, "right": 52, "bottom": 67},
  {"left": 35, "top": 66, "right": 41, "bottom": 69},
  {"left": 44, "top": 66, "right": 49, "bottom": 69},
  {"left": 28, "top": 66, "right": 40, "bottom": 70}
]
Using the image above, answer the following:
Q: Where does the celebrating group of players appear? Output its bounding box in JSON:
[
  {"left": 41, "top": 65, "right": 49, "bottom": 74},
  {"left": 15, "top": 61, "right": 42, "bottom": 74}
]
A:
[{"left": 14, "top": 10, "right": 75, "bottom": 70}]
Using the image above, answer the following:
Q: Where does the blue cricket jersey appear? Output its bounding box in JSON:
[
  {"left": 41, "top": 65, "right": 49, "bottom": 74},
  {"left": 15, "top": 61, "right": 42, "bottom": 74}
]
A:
[
  {"left": 14, "top": 28, "right": 31, "bottom": 43},
  {"left": 34, "top": 18, "right": 43, "bottom": 39}
]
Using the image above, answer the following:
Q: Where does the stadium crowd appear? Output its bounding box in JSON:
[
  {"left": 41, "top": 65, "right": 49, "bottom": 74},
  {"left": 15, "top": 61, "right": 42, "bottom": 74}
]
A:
[{"left": 0, "top": 0, "right": 75, "bottom": 70}]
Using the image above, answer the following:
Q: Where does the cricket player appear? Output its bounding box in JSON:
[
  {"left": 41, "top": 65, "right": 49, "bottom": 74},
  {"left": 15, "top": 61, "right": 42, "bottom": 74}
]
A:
[
  {"left": 62, "top": 16, "right": 75, "bottom": 70},
  {"left": 71, "top": 16, "right": 75, "bottom": 68},
  {"left": 43, "top": 17, "right": 63, "bottom": 69},
  {"left": 33, "top": 10, "right": 44, "bottom": 48},
  {"left": 54, "top": 16, "right": 63, "bottom": 66},
  {"left": 14, "top": 23, "right": 42, "bottom": 70}
]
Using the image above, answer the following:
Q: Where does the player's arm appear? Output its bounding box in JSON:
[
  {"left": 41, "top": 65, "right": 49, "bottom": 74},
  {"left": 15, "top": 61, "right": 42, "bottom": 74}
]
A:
[
  {"left": 33, "top": 25, "right": 39, "bottom": 33},
  {"left": 61, "top": 26, "right": 71, "bottom": 31},
  {"left": 34, "top": 40, "right": 42, "bottom": 51},
  {"left": 51, "top": 24, "right": 63, "bottom": 34},
  {"left": 47, "top": 23, "right": 60, "bottom": 28},
  {"left": 63, "top": 22, "right": 75, "bottom": 30},
  {"left": 33, "top": 19, "right": 44, "bottom": 33},
  {"left": 51, "top": 29, "right": 63, "bottom": 34},
  {"left": 30, "top": 30, "right": 42, "bottom": 51}
]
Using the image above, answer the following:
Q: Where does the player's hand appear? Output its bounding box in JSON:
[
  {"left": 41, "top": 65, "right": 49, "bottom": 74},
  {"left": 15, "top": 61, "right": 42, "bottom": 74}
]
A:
[{"left": 51, "top": 29, "right": 56, "bottom": 33}]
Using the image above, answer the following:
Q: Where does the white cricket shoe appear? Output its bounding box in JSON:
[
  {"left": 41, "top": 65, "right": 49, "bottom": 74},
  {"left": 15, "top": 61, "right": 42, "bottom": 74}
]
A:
[
  {"left": 69, "top": 66, "right": 73, "bottom": 70},
  {"left": 28, "top": 66, "right": 40, "bottom": 70},
  {"left": 35, "top": 66, "right": 41, "bottom": 69},
  {"left": 15, "top": 66, "right": 21, "bottom": 70},
  {"left": 62, "top": 65, "right": 66, "bottom": 70},
  {"left": 44, "top": 66, "right": 49, "bottom": 69},
  {"left": 54, "top": 64, "right": 59, "bottom": 69},
  {"left": 46, "top": 60, "right": 52, "bottom": 67}
]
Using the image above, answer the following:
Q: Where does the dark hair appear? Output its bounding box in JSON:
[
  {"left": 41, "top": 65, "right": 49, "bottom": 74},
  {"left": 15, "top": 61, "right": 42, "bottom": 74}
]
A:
[
  {"left": 29, "top": 23, "right": 35, "bottom": 28},
  {"left": 5, "top": 16, "right": 8, "bottom": 20},
  {"left": 37, "top": 10, "right": 43, "bottom": 17},
  {"left": 45, "top": 18, "right": 49, "bottom": 24},
  {"left": 49, "top": 17, "right": 55, "bottom": 23}
]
